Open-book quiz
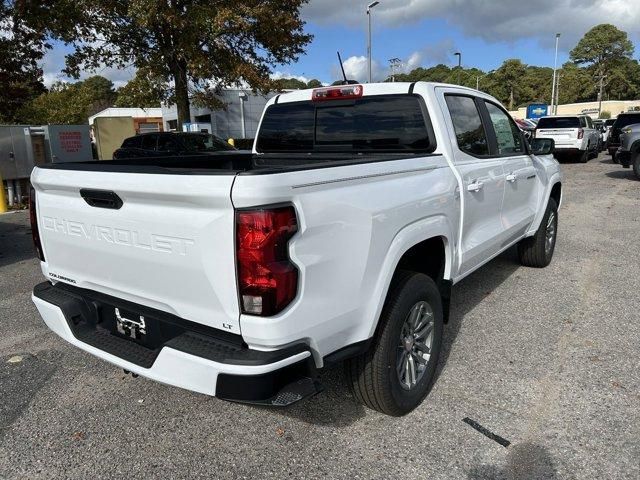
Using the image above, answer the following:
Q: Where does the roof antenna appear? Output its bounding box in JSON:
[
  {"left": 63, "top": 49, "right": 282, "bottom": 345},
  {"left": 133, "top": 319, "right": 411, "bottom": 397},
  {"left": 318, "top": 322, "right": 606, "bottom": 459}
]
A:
[{"left": 337, "top": 51, "right": 358, "bottom": 85}]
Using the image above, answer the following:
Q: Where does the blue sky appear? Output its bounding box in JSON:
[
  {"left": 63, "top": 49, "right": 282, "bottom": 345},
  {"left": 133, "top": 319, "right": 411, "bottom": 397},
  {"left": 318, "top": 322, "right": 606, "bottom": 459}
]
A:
[{"left": 42, "top": 0, "right": 640, "bottom": 87}]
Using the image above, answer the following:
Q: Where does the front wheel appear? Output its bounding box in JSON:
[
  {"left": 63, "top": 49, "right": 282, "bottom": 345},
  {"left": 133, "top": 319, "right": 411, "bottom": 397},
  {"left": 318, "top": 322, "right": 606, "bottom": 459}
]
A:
[
  {"left": 517, "top": 198, "right": 558, "bottom": 268},
  {"left": 345, "top": 271, "right": 443, "bottom": 416}
]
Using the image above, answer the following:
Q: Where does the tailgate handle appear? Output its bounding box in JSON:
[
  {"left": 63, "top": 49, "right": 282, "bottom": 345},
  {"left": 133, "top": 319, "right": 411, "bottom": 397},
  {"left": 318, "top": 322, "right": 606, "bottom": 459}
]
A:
[{"left": 80, "top": 189, "right": 123, "bottom": 210}]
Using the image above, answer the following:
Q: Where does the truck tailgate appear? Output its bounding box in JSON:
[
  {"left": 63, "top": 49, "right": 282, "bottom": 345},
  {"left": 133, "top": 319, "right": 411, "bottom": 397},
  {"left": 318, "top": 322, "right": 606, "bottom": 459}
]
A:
[{"left": 31, "top": 167, "right": 241, "bottom": 334}]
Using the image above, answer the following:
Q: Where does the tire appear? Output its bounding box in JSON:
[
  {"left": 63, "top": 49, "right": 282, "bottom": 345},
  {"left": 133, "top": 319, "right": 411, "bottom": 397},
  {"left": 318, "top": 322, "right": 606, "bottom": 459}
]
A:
[
  {"left": 633, "top": 153, "right": 640, "bottom": 180},
  {"left": 517, "top": 198, "right": 558, "bottom": 268},
  {"left": 345, "top": 271, "right": 443, "bottom": 416},
  {"left": 578, "top": 149, "right": 589, "bottom": 163}
]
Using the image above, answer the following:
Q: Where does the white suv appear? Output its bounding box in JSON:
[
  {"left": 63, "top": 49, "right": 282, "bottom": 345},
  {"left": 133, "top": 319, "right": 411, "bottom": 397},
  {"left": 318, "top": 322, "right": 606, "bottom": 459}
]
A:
[{"left": 535, "top": 115, "right": 600, "bottom": 162}]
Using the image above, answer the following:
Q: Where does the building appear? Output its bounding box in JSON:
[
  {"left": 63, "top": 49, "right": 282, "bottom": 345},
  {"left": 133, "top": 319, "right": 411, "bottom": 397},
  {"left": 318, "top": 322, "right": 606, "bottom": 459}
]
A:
[
  {"left": 511, "top": 100, "right": 640, "bottom": 120},
  {"left": 88, "top": 107, "right": 164, "bottom": 134},
  {"left": 161, "top": 89, "right": 279, "bottom": 139}
]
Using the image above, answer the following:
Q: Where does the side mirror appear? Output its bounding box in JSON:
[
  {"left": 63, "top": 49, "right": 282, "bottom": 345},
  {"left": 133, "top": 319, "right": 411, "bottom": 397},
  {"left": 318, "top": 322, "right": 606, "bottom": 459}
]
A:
[{"left": 530, "top": 138, "right": 555, "bottom": 156}]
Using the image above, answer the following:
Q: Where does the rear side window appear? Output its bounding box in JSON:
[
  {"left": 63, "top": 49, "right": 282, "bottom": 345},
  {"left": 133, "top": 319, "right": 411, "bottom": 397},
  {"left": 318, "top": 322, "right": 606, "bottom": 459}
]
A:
[
  {"left": 157, "top": 135, "right": 178, "bottom": 152},
  {"left": 141, "top": 135, "right": 157, "bottom": 150},
  {"left": 537, "top": 117, "right": 580, "bottom": 129},
  {"left": 121, "top": 136, "right": 141, "bottom": 148},
  {"left": 445, "top": 95, "right": 489, "bottom": 156},
  {"left": 256, "top": 95, "right": 433, "bottom": 153}
]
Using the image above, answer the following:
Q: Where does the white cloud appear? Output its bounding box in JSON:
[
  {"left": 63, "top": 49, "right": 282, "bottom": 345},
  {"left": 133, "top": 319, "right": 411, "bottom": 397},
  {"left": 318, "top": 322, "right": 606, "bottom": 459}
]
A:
[
  {"left": 303, "top": 0, "right": 640, "bottom": 49},
  {"left": 270, "top": 71, "right": 311, "bottom": 84},
  {"left": 330, "top": 55, "right": 386, "bottom": 83}
]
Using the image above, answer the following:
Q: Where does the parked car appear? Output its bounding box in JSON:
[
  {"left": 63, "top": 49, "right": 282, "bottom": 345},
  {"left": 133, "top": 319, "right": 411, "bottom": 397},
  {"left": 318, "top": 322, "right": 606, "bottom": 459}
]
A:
[
  {"left": 113, "top": 132, "right": 236, "bottom": 159},
  {"left": 602, "top": 118, "right": 616, "bottom": 146},
  {"left": 616, "top": 122, "right": 640, "bottom": 179},
  {"left": 30, "top": 82, "right": 562, "bottom": 416},
  {"left": 534, "top": 115, "right": 600, "bottom": 162},
  {"left": 607, "top": 112, "right": 640, "bottom": 160}
]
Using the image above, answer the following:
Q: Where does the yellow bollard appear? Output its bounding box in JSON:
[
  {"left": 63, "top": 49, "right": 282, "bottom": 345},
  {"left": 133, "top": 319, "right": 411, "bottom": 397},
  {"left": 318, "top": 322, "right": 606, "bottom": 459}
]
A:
[
  {"left": 228, "top": 138, "right": 235, "bottom": 147},
  {"left": 0, "top": 174, "right": 8, "bottom": 213}
]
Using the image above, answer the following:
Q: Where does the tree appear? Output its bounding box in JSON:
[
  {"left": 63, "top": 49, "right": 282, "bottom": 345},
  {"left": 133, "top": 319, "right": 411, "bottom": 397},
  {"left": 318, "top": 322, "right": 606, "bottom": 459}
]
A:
[
  {"left": 485, "top": 59, "right": 533, "bottom": 110},
  {"left": 20, "top": 76, "right": 116, "bottom": 124},
  {"left": 115, "top": 69, "right": 166, "bottom": 108},
  {"left": 42, "top": 1, "right": 312, "bottom": 128},
  {"left": 273, "top": 77, "right": 307, "bottom": 90},
  {"left": 0, "top": 1, "right": 48, "bottom": 123},
  {"left": 570, "top": 24, "right": 634, "bottom": 77},
  {"left": 306, "top": 79, "right": 322, "bottom": 88}
]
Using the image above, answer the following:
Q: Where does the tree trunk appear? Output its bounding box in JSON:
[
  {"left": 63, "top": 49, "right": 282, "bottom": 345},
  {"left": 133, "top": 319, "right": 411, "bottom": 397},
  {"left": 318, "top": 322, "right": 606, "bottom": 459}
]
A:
[
  {"left": 509, "top": 87, "right": 514, "bottom": 111},
  {"left": 172, "top": 60, "right": 190, "bottom": 130}
]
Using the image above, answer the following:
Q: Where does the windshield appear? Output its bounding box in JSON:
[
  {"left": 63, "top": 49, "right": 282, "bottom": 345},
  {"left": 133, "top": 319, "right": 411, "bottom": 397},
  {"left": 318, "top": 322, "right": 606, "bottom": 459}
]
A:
[
  {"left": 537, "top": 117, "right": 580, "bottom": 129},
  {"left": 605, "top": 119, "right": 615, "bottom": 126},
  {"left": 181, "top": 134, "right": 235, "bottom": 152},
  {"left": 256, "top": 95, "right": 434, "bottom": 153}
]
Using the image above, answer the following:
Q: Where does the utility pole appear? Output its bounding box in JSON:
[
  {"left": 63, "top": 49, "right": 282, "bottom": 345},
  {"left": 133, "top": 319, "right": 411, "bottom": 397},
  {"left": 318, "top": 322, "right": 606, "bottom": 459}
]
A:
[
  {"left": 554, "top": 72, "right": 561, "bottom": 114},
  {"left": 551, "top": 33, "right": 561, "bottom": 115},
  {"left": 454, "top": 52, "right": 462, "bottom": 85},
  {"left": 366, "top": 2, "right": 380, "bottom": 83},
  {"left": 597, "top": 74, "right": 607, "bottom": 118},
  {"left": 388, "top": 58, "right": 401, "bottom": 82}
]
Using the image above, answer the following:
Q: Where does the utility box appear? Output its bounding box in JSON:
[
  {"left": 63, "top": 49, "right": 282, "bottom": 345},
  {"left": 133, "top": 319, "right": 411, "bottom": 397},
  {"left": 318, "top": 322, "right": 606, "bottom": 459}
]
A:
[
  {"left": 93, "top": 117, "right": 136, "bottom": 160},
  {"left": 44, "top": 125, "right": 92, "bottom": 163}
]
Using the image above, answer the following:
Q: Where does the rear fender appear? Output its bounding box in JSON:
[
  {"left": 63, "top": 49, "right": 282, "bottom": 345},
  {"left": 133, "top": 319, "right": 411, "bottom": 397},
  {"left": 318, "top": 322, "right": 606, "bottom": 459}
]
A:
[{"left": 365, "top": 215, "right": 454, "bottom": 338}]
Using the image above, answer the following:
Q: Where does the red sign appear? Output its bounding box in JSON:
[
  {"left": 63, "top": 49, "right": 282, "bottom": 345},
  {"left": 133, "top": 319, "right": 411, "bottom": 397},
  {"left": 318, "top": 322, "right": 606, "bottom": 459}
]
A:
[{"left": 59, "top": 131, "right": 83, "bottom": 153}]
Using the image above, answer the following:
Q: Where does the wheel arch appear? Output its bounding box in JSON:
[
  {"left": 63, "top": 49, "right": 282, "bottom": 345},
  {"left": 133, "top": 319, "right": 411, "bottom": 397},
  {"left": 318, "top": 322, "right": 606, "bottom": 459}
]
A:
[{"left": 365, "top": 215, "right": 454, "bottom": 338}]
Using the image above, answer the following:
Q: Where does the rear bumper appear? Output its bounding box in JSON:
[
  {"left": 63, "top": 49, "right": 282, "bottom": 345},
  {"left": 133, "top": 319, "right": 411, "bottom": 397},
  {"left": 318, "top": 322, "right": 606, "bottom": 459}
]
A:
[{"left": 32, "top": 281, "right": 320, "bottom": 405}]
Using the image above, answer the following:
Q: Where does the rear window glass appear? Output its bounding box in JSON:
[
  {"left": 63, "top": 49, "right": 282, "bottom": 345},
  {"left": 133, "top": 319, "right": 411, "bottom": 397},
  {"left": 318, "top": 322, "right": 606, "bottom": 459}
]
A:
[
  {"left": 256, "top": 95, "right": 433, "bottom": 153},
  {"left": 613, "top": 114, "right": 640, "bottom": 129},
  {"left": 537, "top": 117, "right": 580, "bottom": 129}
]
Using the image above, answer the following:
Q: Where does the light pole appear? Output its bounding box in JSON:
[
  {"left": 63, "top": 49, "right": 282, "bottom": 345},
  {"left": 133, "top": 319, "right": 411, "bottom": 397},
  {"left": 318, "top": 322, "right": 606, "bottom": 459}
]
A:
[
  {"left": 389, "top": 57, "right": 401, "bottom": 82},
  {"left": 476, "top": 70, "right": 494, "bottom": 91},
  {"left": 367, "top": 1, "right": 380, "bottom": 84},
  {"left": 551, "top": 33, "right": 560, "bottom": 115},
  {"left": 454, "top": 52, "right": 462, "bottom": 85}
]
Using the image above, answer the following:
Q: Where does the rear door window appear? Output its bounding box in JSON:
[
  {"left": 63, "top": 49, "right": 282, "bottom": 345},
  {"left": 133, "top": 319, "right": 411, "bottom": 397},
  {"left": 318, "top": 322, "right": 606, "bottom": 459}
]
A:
[
  {"left": 157, "top": 135, "right": 178, "bottom": 152},
  {"left": 613, "top": 114, "right": 640, "bottom": 129},
  {"left": 256, "top": 95, "right": 434, "bottom": 153},
  {"left": 444, "top": 95, "right": 489, "bottom": 156},
  {"left": 537, "top": 117, "right": 581, "bottom": 129}
]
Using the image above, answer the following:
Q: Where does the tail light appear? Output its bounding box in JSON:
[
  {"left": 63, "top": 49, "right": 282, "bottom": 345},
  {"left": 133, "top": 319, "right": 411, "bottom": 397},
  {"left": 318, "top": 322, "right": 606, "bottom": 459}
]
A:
[
  {"left": 577, "top": 128, "right": 584, "bottom": 139},
  {"left": 236, "top": 206, "right": 299, "bottom": 316},
  {"left": 29, "top": 188, "right": 45, "bottom": 261}
]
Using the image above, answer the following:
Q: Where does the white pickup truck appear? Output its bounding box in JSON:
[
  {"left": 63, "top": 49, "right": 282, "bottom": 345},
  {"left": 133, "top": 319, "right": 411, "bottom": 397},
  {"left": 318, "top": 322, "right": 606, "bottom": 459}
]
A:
[{"left": 30, "top": 83, "right": 562, "bottom": 416}]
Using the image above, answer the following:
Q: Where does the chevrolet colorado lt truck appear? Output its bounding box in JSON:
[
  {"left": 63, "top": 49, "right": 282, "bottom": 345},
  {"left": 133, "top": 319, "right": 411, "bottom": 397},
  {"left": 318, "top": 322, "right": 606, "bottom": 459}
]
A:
[{"left": 30, "top": 83, "right": 563, "bottom": 416}]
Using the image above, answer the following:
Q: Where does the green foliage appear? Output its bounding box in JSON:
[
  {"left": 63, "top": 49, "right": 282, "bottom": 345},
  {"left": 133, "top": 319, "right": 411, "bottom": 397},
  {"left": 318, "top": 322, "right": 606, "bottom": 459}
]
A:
[
  {"left": 19, "top": 76, "right": 116, "bottom": 124},
  {"left": 273, "top": 77, "right": 308, "bottom": 90},
  {"left": 0, "top": 1, "right": 48, "bottom": 123},
  {"left": 600, "top": 110, "right": 611, "bottom": 119},
  {"left": 38, "top": 0, "right": 312, "bottom": 126},
  {"left": 570, "top": 24, "right": 634, "bottom": 75},
  {"left": 115, "top": 69, "right": 166, "bottom": 108},
  {"left": 306, "top": 79, "right": 323, "bottom": 88}
]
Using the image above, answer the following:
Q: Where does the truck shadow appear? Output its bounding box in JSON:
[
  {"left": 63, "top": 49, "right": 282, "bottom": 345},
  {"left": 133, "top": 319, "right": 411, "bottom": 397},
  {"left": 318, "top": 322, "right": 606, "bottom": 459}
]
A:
[
  {"left": 0, "top": 213, "right": 36, "bottom": 268},
  {"left": 467, "top": 441, "right": 558, "bottom": 479},
  {"left": 270, "top": 247, "right": 522, "bottom": 427},
  {"left": 435, "top": 246, "right": 521, "bottom": 385}
]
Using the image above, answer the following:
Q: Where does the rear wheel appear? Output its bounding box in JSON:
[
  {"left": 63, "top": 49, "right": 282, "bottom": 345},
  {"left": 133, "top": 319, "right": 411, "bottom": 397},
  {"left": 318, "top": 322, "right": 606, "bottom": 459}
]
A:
[
  {"left": 345, "top": 271, "right": 443, "bottom": 416},
  {"left": 579, "top": 149, "right": 589, "bottom": 163},
  {"left": 633, "top": 153, "right": 640, "bottom": 180},
  {"left": 517, "top": 198, "right": 558, "bottom": 268}
]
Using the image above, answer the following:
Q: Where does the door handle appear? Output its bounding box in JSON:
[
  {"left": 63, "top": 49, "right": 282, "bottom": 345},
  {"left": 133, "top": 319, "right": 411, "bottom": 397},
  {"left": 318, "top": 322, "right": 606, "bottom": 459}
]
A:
[
  {"left": 506, "top": 173, "right": 517, "bottom": 183},
  {"left": 466, "top": 181, "right": 484, "bottom": 192}
]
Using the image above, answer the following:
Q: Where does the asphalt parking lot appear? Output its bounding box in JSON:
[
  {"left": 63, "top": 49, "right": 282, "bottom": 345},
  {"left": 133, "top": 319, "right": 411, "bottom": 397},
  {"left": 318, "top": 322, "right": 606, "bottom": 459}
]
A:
[{"left": 1, "top": 153, "right": 638, "bottom": 480}]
